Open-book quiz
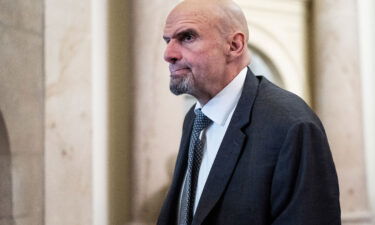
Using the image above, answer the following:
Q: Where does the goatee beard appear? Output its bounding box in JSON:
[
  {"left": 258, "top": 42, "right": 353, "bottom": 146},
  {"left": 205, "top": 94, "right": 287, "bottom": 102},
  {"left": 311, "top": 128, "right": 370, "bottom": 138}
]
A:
[{"left": 169, "top": 75, "right": 193, "bottom": 95}]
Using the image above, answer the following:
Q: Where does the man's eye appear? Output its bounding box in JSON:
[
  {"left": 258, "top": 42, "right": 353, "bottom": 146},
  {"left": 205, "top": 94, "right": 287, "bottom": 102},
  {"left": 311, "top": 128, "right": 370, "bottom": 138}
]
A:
[{"left": 183, "top": 34, "right": 195, "bottom": 42}]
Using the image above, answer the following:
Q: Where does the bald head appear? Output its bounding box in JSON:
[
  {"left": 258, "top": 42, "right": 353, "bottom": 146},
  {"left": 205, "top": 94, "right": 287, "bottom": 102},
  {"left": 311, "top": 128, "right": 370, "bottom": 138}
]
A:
[{"left": 169, "top": 0, "right": 249, "bottom": 42}]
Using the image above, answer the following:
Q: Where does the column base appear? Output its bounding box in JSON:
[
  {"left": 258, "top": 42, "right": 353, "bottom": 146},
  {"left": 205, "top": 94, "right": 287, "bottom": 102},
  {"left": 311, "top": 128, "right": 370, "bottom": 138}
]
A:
[{"left": 342, "top": 211, "right": 373, "bottom": 225}]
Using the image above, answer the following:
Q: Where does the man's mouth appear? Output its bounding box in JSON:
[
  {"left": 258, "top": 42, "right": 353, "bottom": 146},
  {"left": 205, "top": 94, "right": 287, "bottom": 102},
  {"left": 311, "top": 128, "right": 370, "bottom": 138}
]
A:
[{"left": 170, "top": 67, "right": 190, "bottom": 76}]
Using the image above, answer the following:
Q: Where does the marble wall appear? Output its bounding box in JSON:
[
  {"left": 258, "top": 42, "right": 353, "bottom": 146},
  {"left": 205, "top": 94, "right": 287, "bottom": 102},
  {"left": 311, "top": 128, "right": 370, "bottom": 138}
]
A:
[
  {"left": 0, "top": 0, "right": 44, "bottom": 224},
  {"left": 44, "top": 0, "right": 92, "bottom": 224},
  {"left": 359, "top": 0, "right": 375, "bottom": 216},
  {"left": 312, "top": 0, "right": 372, "bottom": 224},
  {"left": 45, "top": 0, "right": 133, "bottom": 224},
  {"left": 0, "top": 112, "right": 14, "bottom": 225}
]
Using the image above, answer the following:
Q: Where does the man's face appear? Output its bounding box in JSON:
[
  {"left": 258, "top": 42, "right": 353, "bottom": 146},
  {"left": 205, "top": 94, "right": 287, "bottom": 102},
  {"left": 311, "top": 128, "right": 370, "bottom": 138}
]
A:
[{"left": 163, "top": 7, "right": 229, "bottom": 100}]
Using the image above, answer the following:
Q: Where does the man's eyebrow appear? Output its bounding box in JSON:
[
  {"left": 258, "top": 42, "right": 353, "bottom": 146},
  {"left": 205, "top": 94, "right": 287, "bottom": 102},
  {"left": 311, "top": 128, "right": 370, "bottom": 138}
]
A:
[{"left": 163, "top": 28, "right": 198, "bottom": 42}]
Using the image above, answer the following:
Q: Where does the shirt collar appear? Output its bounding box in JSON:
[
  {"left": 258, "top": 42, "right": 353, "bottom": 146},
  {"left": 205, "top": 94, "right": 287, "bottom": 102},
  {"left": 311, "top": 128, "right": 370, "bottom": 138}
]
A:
[{"left": 195, "top": 67, "right": 248, "bottom": 126}]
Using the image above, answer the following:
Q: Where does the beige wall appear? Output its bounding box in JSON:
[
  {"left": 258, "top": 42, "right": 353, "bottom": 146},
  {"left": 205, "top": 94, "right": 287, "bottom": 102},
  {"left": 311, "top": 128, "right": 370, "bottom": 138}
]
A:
[
  {"left": 312, "top": 0, "right": 372, "bottom": 224},
  {"left": 359, "top": 0, "right": 375, "bottom": 217},
  {"left": 106, "top": 0, "right": 133, "bottom": 223},
  {"left": 0, "top": 111, "right": 14, "bottom": 225},
  {"left": 45, "top": 0, "right": 133, "bottom": 224},
  {"left": 44, "top": 0, "right": 93, "bottom": 224},
  {"left": 0, "top": 0, "right": 44, "bottom": 224}
]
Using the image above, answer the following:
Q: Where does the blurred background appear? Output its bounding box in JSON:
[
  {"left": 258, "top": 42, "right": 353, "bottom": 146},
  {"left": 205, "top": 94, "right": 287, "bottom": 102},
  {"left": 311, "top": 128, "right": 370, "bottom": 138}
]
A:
[{"left": 0, "top": 0, "right": 374, "bottom": 224}]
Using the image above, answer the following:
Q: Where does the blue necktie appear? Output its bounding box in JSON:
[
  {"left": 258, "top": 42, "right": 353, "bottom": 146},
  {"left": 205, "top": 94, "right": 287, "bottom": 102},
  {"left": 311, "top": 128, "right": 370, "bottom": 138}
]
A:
[{"left": 179, "top": 109, "right": 212, "bottom": 225}]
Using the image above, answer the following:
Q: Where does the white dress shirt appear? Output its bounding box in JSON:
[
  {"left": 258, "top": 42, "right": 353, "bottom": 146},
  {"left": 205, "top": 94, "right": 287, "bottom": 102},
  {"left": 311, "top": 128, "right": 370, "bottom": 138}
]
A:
[{"left": 179, "top": 66, "right": 248, "bottom": 214}]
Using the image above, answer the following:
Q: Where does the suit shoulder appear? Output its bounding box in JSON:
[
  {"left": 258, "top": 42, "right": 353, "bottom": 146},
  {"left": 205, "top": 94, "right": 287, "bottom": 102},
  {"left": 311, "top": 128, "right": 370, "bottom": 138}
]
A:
[{"left": 252, "top": 77, "right": 322, "bottom": 128}]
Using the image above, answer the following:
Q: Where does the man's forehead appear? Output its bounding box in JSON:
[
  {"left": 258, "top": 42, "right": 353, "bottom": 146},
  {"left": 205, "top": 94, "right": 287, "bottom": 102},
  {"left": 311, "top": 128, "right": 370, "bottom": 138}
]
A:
[
  {"left": 166, "top": 7, "right": 212, "bottom": 25},
  {"left": 165, "top": 15, "right": 208, "bottom": 31},
  {"left": 164, "top": 5, "right": 217, "bottom": 34}
]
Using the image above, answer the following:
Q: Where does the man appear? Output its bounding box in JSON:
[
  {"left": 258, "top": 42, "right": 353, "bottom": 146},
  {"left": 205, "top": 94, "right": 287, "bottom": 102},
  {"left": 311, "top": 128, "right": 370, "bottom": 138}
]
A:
[{"left": 158, "top": 0, "right": 341, "bottom": 225}]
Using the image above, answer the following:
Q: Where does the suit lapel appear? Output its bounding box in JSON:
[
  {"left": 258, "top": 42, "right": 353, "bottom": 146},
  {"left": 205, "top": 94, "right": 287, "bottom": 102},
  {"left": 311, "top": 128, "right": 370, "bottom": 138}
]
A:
[{"left": 192, "top": 69, "right": 260, "bottom": 225}]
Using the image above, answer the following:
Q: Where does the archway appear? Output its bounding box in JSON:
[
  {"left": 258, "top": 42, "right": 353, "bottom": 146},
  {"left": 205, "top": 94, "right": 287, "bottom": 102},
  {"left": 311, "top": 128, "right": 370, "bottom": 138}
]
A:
[{"left": 248, "top": 46, "right": 284, "bottom": 88}]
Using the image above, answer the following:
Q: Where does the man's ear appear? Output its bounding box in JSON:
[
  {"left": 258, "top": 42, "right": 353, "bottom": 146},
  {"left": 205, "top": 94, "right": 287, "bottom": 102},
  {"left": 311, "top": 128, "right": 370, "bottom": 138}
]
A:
[{"left": 227, "top": 32, "right": 246, "bottom": 62}]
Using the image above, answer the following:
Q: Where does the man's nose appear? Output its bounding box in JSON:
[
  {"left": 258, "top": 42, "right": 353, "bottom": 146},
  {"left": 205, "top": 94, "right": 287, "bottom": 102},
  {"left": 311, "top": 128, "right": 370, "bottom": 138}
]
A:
[{"left": 164, "top": 40, "right": 181, "bottom": 64}]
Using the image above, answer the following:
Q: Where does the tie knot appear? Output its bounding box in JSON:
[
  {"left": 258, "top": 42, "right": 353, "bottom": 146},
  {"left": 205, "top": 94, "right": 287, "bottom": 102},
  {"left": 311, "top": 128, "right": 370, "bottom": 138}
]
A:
[{"left": 193, "top": 109, "right": 212, "bottom": 132}]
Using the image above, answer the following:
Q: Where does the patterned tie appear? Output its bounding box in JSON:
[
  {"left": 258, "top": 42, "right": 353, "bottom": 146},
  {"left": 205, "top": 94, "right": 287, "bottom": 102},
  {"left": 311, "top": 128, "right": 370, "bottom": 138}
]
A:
[{"left": 179, "top": 109, "right": 212, "bottom": 225}]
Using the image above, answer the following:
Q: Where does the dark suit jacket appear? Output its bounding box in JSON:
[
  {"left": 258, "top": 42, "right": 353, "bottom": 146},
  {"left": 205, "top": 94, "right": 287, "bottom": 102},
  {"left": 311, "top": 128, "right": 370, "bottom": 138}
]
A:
[{"left": 158, "top": 69, "right": 341, "bottom": 225}]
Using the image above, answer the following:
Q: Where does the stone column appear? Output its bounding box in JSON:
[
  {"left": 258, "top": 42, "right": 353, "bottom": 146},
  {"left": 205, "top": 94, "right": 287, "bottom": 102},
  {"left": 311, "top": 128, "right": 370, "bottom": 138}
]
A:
[
  {"left": 312, "top": 0, "right": 372, "bottom": 224},
  {"left": 359, "top": 0, "right": 375, "bottom": 217},
  {"left": 44, "top": 0, "right": 92, "bottom": 224},
  {"left": 45, "top": 0, "right": 133, "bottom": 224},
  {"left": 0, "top": 0, "right": 44, "bottom": 224}
]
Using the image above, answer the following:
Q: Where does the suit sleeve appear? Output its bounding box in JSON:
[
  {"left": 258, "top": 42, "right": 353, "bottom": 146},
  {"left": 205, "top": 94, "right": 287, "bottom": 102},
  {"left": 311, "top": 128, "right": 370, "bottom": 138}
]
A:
[{"left": 270, "top": 121, "right": 341, "bottom": 225}]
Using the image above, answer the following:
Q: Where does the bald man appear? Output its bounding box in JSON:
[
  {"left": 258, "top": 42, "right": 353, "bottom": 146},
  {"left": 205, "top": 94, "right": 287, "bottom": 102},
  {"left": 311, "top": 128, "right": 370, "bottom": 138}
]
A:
[{"left": 158, "top": 1, "right": 341, "bottom": 225}]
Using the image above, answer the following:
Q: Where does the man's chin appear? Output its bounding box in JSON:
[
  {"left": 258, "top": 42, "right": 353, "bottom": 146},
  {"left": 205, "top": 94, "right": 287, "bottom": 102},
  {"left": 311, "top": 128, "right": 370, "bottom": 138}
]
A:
[
  {"left": 169, "top": 74, "right": 193, "bottom": 95},
  {"left": 169, "top": 84, "right": 187, "bottom": 95},
  {"left": 169, "top": 80, "right": 190, "bottom": 95}
]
